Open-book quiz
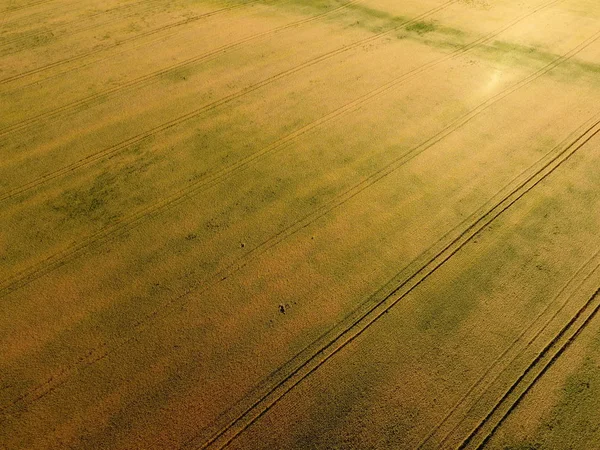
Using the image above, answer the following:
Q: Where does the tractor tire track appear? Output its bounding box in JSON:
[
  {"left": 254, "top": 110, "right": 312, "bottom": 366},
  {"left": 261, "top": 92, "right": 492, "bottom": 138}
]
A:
[
  {"left": 0, "top": 0, "right": 358, "bottom": 137},
  {"left": 459, "top": 285, "right": 600, "bottom": 450},
  {"left": 419, "top": 245, "right": 600, "bottom": 449},
  {"left": 0, "top": 0, "right": 265, "bottom": 85},
  {"left": 0, "top": 0, "right": 158, "bottom": 46},
  {"left": 2, "top": 1, "right": 284, "bottom": 92},
  {"left": 191, "top": 99, "right": 600, "bottom": 450},
  {"left": 0, "top": 0, "right": 164, "bottom": 55},
  {"left": 2, "top": 0, "right": 56, "bottom": 14},
  {"left": 0, "top": 0, "right": 458, "bottom": 204},
  {"left": 0, "top": 0, "right": 579, "bottom": 428},
  {"left": 0, "top": 0, "right": 562, "bottom": 296},
  {"left": 0, "top": 0, "right": 558, "bottom": 207},
  {"left": 0, "top": 0, "right": 124, "bottom": 28}
]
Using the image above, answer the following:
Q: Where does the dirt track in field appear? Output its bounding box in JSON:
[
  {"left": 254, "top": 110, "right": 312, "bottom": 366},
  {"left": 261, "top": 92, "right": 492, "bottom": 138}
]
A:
[{"left": 1, "top": 0, "right": 600, "bottom": 448}]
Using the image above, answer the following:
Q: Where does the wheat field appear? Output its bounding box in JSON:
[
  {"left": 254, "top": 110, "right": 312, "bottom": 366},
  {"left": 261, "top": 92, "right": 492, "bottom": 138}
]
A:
[{"left": 1, "top": 0, "right": 600, "bottom": 448}]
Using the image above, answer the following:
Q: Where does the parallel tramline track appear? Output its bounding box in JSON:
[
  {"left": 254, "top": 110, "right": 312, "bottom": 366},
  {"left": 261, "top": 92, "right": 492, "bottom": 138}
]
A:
[
  {"left": 0, "top": 0, "right": 556, "bottom": 296},
  {"left": 419, "top": 244, "right": 600, "bottom": 449},
  {"left": 0, "top": 0, "right": 157, "bottom": 40},
  {"left": 1, "top": 0, "right": 56, "bottom": 14},
  {"left": 0, "top": 0, "right": 354, "bottom": 134},
  {"left": 0, "top": 0, "right": 268, "bottom": 85},
  {"left": 0, "top": 0, "right": 559, "bottom": 205},
  {"left": 0, "top": 0, "right": 145, "bottom": 29},
  {"left": 0, "top": 0, "right": 587, "bottom": 432},
  {"left": 0, "top": 0, "right": 462, "bottom": 293},
  {"left": 194, "top": 107, "right": 600, "bottom": 449},
  {"left": 0, "top": 0, "right": 274, "bottom": 90},
  {"left": 198, "top": 117, "right": 600, "bottom": 448},
  {"left": 479, "top": 288, "right": 600, "bottom": 449},
  {"left": 0, "top": 0, "right": 165, "bottom": 53},
  {"left": 0, "top": 0, "right": 140, "bottom": 32},
  {"left": 462, "top": 286, "right": 600, "bottom": 449}
]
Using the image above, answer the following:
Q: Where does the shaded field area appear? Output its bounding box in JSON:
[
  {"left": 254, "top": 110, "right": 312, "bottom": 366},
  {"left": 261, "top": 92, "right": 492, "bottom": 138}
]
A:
[{"left": 1, "top": 0, "right": 600, "bottom": 448}]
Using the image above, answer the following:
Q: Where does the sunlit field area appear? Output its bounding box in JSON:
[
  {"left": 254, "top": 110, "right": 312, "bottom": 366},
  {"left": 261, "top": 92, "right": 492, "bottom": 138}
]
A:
[{"left": 2, "top": 0, "right": 600, "bottom": 448}]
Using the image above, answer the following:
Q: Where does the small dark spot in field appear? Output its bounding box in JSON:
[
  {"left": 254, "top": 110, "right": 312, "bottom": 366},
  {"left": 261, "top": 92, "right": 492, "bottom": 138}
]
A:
[
  {"left": 279, "top": 304, "right": 286, "bottom": 314},
  {"left": 186, "top": 233, "right": 197, "bottom": 241},
  {"left": 240, "top": 242, "right": 245, "bottom": 248}
]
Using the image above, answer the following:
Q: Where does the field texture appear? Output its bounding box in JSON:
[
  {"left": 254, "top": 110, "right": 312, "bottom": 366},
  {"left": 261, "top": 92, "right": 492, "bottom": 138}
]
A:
[{"left": 1, "top": 0, "right": 600, "bottom": 448}]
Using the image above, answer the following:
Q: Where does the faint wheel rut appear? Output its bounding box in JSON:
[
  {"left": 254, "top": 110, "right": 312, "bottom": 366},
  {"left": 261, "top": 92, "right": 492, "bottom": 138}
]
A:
[
  {"left": 0, "top": 0, "right": 163, "bottom": 54},
  {"left": 460, "top": 285, "right": 600, "bottom": 450},
  {"left": 0, "top": 0, "right": 590, "bottom": 438},
  {"left": 189, "top": 108, "right": 600, "bottom": 449},
  {"left": 418, "top": 249, "right": 600, "bottom": 449},
  {"left": 0, "top": 0, "right": 266, "bottom": 85}
]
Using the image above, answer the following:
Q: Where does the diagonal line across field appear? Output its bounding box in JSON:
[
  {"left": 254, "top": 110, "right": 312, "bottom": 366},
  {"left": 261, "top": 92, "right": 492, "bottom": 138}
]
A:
[
  {"left": 2, "top": 0, "right": 292, "bottom": 93},
  {"left": 0, "top": 0, "right": 165, "bottom": 55},
  {"left": 0, "top": 0, "right": 451, "bottom": 137},
  {"left": 1, "top": 0, "right": 56, "bottom": 14},
  {"left": 419, "top": 245, "right": 600, "bottom": 449},
  {"left": 0, "top": 0, "right": 266, "bottom": 85},
  {"left": 1, "top": 0, "right": 141, "bottom": 30},
  {"left": 461, "top": 285, "right": 600, "bottom": 450},
  {"left": 0, "top": 0, "right": 565, "bottom": 206},
  {"left": 0, "top": 2, "right": 595, "bottom": 436},
  {"left": 0, "top": 0, "right": 565, "bottom": 295},
  {"left": 0, "top": 0, "right": 146, "bottom": 31},
  {"left": 0, "top": 0, "right": 355, "bottom": 128},
  {"left": 192, "top": 103, "right": 600, "bottom": 450}
]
